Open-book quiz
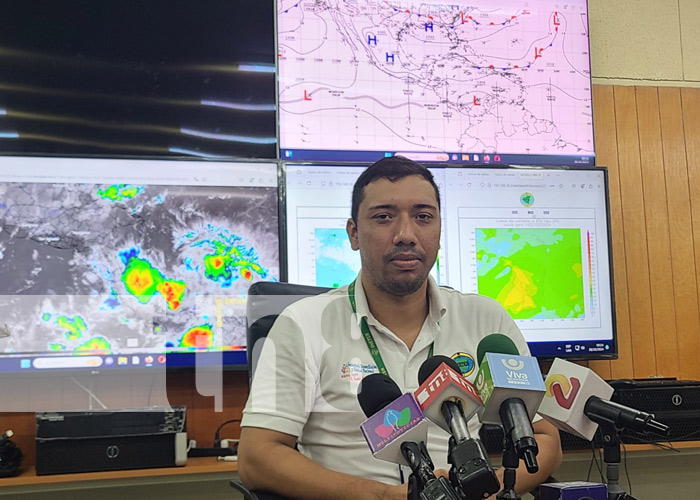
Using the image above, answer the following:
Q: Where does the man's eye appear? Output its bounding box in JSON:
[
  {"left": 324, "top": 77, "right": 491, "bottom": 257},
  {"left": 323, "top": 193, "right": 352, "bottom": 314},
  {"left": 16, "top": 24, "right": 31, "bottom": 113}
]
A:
[
  {"left": 373, "top": 214, "right": 392, "bottom": 220},
  {"left": 416, "top": 213, "right": 433, "bottom": 221}
]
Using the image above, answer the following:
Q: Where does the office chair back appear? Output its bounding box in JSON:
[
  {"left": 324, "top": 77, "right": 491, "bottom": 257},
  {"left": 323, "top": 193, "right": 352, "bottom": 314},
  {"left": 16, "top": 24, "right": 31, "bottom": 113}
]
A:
[
  {"left": 246, "top": 281, "right": 332, "bottom": 381},
  {"left": 232, "top": 282, "right": 332, "bottom": 500}
]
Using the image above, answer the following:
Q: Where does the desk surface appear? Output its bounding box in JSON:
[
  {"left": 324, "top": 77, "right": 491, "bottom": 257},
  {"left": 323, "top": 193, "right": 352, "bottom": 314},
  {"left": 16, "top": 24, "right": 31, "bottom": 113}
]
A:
[
  {"left": 560, "top": 440, "right": 700, "bottom": 458},
  {"left": 1, "top": 457, "right": 238, "bottom": 488},
  {"left": 4, "top": 441, "right": 700, "bottom": 487},
  {"left": 2, "top": 441, "right": 700, "bottom": 498}
]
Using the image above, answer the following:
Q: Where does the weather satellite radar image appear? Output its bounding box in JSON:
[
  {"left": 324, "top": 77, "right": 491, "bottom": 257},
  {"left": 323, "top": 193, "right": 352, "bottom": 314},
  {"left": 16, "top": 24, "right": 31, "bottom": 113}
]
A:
[{"left": 0, "top": 163, "right": 279, "bottom": 358}]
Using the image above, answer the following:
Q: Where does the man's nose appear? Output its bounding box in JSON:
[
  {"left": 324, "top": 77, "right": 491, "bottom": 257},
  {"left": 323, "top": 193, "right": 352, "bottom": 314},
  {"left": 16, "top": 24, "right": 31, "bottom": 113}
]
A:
[{"left": 392, "top": 214, "right": 417, "bottom": 245}]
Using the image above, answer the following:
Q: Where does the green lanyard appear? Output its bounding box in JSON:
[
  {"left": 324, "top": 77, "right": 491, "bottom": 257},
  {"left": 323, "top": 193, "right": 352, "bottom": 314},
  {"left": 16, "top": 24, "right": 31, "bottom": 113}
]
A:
[{"left": 348, "top": 280, "right": 434, "bottom": 378}]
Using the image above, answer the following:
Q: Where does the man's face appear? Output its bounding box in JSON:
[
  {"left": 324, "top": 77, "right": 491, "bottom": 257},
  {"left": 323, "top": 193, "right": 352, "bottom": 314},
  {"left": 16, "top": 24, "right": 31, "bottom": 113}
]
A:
[{"left": 346, "top": 175, "right": 440, "bottom": 297}]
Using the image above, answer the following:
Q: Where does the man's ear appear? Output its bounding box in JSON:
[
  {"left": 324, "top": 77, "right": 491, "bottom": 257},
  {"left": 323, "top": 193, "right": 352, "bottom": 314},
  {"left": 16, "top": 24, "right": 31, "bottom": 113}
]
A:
[{"left": 346, "top": 218, "right": 360, "bottom": 251}]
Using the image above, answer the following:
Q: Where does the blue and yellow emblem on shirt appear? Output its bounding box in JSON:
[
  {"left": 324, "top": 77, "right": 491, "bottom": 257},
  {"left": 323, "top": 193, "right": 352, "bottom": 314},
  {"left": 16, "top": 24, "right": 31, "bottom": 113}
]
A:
[{"left": 451, "top": 352, "right": 475, "bottom": 377}]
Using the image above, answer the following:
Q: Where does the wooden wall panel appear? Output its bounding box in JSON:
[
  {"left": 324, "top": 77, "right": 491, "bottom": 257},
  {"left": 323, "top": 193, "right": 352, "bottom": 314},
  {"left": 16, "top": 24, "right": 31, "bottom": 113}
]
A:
[
  {"left": 681, "top": 88, "right": 700, "bottom": 338},
  {"left": 635, "top": 87, "right": 679, "bottom": 378},
  {"left": 659, "top": 87, "right": 700, "bottom": 380},
  {"left": 591, "top": 84, "right": 700, "bottom": 381},
  {"left": 590, "top": 85, "right": 623, "bottom": 380},
  {"left": 165, "top": 370, "right": 248, "bottom": 449},
  {"left": 612, "top": 86, "right": 657, "bottom": 378}
]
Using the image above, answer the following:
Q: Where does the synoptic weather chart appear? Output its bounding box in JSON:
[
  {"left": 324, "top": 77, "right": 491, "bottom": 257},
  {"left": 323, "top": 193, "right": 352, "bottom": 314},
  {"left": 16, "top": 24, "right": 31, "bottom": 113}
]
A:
[
  {"left": 278, "top": 0, "right": 593, "bottom": 161},
  {"left": 0, "top": 182, "right": 279, "bottom": 356}
]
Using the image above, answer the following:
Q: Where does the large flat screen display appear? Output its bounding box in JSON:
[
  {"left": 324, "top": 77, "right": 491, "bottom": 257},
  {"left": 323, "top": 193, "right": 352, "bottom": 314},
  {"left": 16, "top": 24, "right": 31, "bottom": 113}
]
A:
[
  {"left": 0, "top": 0, "right": 276, "bottom": 159},
  {"left": 0, "top": 157, "right": 280, "bottom": 373},
  {"left": 285, "top": 164, "right": 615, "bottom": 360},
  {"left": 278, "top": 0, "right": 594, "bottom": 166}
]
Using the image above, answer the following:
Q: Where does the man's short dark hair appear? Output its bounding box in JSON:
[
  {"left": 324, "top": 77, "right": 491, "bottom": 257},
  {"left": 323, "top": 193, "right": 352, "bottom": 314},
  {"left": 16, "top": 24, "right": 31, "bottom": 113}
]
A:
[{"left": 351, "top": 156, "right": 441, "bottom": 222}]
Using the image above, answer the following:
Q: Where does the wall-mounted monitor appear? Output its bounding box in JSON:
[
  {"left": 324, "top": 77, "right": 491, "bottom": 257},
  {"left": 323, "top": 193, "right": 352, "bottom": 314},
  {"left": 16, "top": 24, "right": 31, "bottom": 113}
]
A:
[
  {"left": 278, "top": 0, "right": 594, "bottom": 166},
  {"left": 0, "top": 0, "right": 277, "bottom": 159},
  {"left": 442, "top": 166, "right": 615, "bottom": 358},
  {"left": 0, "top": 156, "right": 280, "bottom": 374},
  {"left": 284, "top": 163, "right": 615, "bottom": 360}
]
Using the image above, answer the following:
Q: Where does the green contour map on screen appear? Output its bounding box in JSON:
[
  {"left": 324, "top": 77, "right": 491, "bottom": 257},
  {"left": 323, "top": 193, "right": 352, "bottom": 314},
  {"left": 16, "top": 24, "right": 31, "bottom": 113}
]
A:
[{"left": 476, "top": 228, "right": 584, "bottom": 320}]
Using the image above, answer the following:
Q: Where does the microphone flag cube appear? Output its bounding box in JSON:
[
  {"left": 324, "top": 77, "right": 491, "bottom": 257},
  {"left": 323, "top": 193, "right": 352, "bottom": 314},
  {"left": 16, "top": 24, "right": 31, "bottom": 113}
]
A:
[
  {"left": 475, "top": 352, "right": 545, "bottom": 425},
  {"left": 413, "top": 362, "right": 483, "bottom": 434},
  {"left": 538, "top": 358, "right": 613, "bottom": 441},
  {"left": 359, "top": 392, "right": 428, "bottom": 466}
]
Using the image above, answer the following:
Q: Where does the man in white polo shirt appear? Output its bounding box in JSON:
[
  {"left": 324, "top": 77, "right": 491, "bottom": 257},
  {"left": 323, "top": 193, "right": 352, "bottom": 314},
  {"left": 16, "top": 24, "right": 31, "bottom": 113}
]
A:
[{"left": 238, "top": 157, "right": 562, "bottom": 500}]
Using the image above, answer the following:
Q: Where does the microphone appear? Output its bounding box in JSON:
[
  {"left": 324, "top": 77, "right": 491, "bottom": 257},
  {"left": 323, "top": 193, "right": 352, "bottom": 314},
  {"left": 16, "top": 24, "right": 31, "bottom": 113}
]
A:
[
  {"left": 357, "top": 373, "right": 429, "bottom": 466},
  {"left": 538, "top": 358, "right": 670, "bottom": 440},
  {"left": 539, "top": 359, "right": 668, "bottom": 500},
  {"left": 474, "top": 334, "right": 545, "bottom": 474},
  {"left": 416, "top": 356, "right": 500, "bottom": 500},
  {"left": 415, "top": 356, "right": 483, "bottom": 433},
  {"left": 357, "top": 374, "right": 460, "bottom": 499}
]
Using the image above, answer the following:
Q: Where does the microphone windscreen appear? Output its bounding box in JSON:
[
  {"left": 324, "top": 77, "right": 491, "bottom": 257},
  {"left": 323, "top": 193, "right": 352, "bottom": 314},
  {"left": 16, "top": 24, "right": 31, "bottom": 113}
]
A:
[
  {"left": 357, "top": 373, "right": 402, "bottom": 417},
  {"left": 476, "top": 333, "right": 519, "bottom": 365},
  {"left": 417, "top": 355, "right": 461, "bottom": 385}
]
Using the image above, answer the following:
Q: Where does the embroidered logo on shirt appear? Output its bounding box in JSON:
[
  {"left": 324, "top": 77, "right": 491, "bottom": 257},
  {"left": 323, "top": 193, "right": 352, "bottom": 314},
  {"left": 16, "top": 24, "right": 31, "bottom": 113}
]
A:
[
  {"left": 451, "top": 352, "right": 475, "bottom": 377},
  {"left": 340, "top": 361, "right": 378, "bottom": 382}
]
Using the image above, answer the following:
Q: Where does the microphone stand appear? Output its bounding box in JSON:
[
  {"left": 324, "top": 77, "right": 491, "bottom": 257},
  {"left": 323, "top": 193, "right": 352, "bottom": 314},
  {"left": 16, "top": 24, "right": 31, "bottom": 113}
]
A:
[
  {"left": 402, "top": 442, "right": 461, "bottom": 500},
  {"left": 598, "top": 421, "right": 637, "bottom": 500},
  {"left": 584, "top": 396, "right": 669, "bottom": 500},
  {"left": 496, "top": 435, "right": 521, "bottom": 500}
]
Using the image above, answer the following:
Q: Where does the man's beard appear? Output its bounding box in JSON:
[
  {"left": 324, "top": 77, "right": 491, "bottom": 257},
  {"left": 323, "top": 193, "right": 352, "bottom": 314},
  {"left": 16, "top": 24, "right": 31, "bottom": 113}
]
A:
[
  {"left": 375, "top": 273, "right": 427, "bottom": 296},
  {"left": 368, "top": 247, "right": 432, "bottom": 296}
]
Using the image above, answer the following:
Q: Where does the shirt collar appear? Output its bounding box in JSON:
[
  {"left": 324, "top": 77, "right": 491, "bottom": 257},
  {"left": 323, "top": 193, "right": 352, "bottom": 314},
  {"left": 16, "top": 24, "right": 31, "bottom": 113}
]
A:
[{"left": 352, "top": 273, "right": 447, "bottom": 327}]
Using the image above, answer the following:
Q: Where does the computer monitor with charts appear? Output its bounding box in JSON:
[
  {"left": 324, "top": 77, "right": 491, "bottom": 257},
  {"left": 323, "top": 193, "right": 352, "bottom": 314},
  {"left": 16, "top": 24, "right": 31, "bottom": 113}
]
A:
[
  {"left": 285, "top": 164, "right": 616, "bottom": 360},
  {"left": 0, "top": 156, "right": 280, "bottom": 374}
]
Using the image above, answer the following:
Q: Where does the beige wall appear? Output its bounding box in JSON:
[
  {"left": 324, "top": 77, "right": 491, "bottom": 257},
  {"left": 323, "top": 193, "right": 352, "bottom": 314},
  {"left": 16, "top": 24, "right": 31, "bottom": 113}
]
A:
[{"left": 589, "top": 0, "right": 700, "bottom": 86}]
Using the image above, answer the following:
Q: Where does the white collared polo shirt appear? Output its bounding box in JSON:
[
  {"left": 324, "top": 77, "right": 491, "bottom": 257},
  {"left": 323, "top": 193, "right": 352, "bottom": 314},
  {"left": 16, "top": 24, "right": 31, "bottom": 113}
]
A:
[{"left": 242, "top": 275, "right": 532, "bottom": 484}]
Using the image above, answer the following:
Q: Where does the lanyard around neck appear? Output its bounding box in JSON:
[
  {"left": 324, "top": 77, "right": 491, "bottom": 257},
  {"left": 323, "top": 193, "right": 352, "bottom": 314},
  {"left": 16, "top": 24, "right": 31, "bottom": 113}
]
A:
[{"left": 348, "top": 279, "right": 434, "bottom": 379}]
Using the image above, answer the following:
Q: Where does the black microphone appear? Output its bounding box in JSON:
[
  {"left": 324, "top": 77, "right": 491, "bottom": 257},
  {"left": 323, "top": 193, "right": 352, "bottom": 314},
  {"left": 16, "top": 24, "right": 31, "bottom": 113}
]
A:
[
  {"left": 358, "top": 373, "right": 403, "bottom": 416},
  {"left": 498, "top": 397, "right": 539, "bottom": 473},
  {"left": 474, "top": 334, "right": 544, "bottom": 474},
  {"left": 539, "top": 359, "right": 670, "bottom": 440},
  {"left": 401, "top": 441, "right": 460, "bottom": 500},
  {"left": 584, "top": 397, "right": 669, "bottom": 436},
  {"left": 417, "top": 356, "right": 500, "bottom": 500}
]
